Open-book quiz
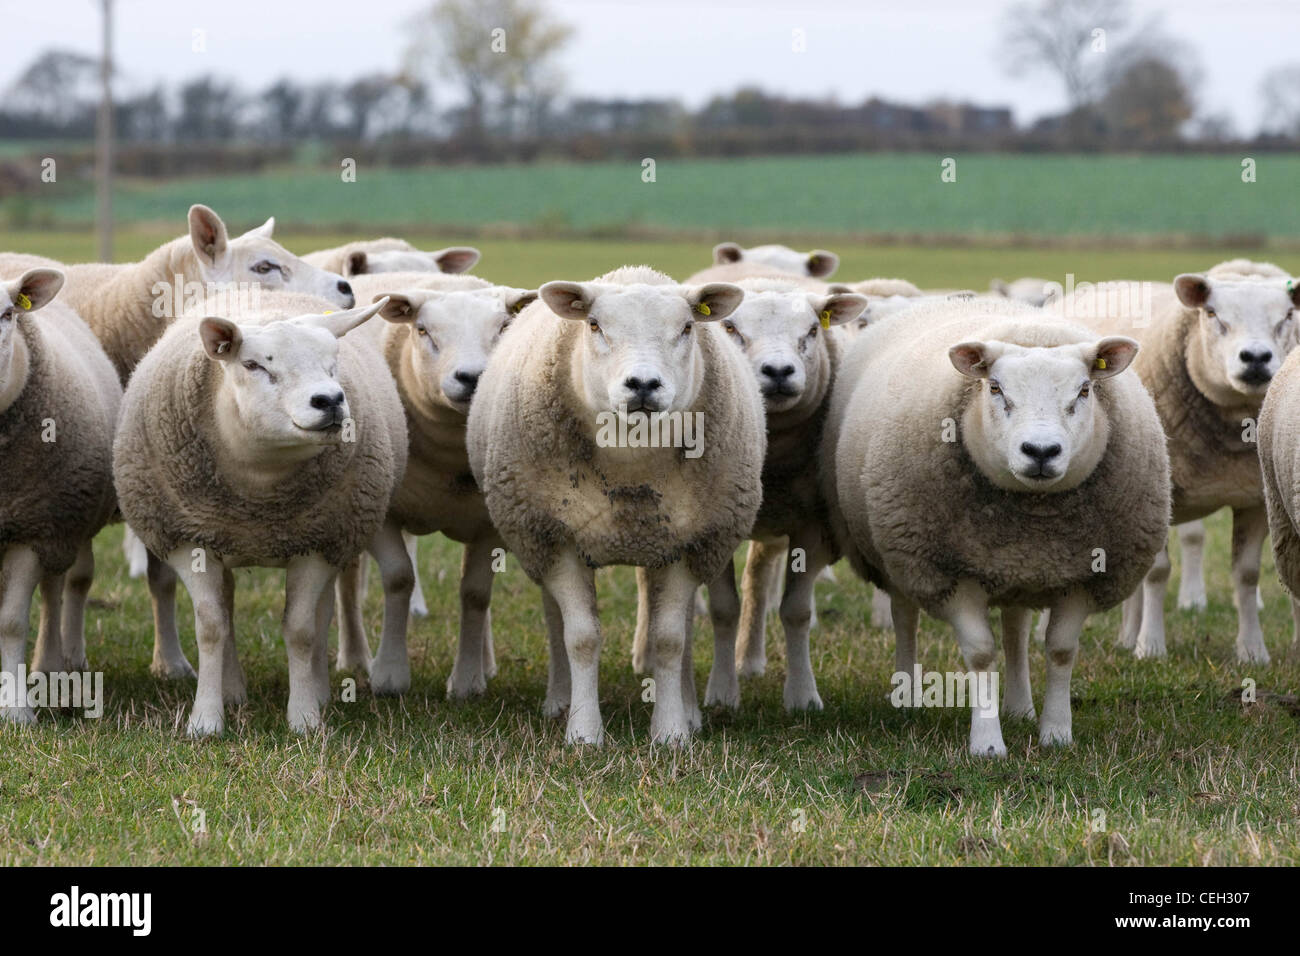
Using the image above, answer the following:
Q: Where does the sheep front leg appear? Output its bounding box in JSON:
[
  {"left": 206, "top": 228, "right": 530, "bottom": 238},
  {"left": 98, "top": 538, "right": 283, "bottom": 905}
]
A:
[
  {"left": 369, "top": 519, "right": 415, "bottom": 696},
  {"left": 736, "top": 539, "right": 780, "bottom": 677},
  {"left": 1117, "top": 589, "right": 1141, "bottom": 649},
  {"left": 702, "top": 557, "right": 740, "bottom": 709},
  {"left": 541, "top": 587, "right": 570, "bottom": 718},
  {"left": 1000, "top": 606, "right": 1035, "bottom": 720},
  {"left": 780, "top": 531, "right": 828, "bottom": 712},
  {"left": 544, "top": 549, "right": 603, "bottom": 745},
  {"left": 1133, "top": 543, "right": 1170, "bottom": 658},
  {"left": 1041, "top": 591, "right": 1089, "bottom": 746},
  {"left": 172, "top": 548, "right": 232, "bottom": 737},
  {"left": 890, "top": 589, "right": 919, "bottom": 678},
  {"left": 313, "top": 577, "right": 334, "bottom": 708},
  {"left": 149, "top": 550, "right": 194, "bottom": 679},
  {"left": 283, "top": 555, "right": 336, "bottom": 733},
  {"left": 220, "top": 568, "right": 246, "bottom": 706},
  {"left": 642, "top": 562, "right": 699, "bottom": 746},
  {"left": 59, "top": 540, "right": 94, "bottom": 671},
  {"left": 631, "top": 567, "right": 651, "bottom": 674},
  {"left": 0, "top": 546, "right": 41, "bottom": 724},
  {"left": 31, "top": 570, "right": 66, "bottom": 675},
  {"left": 939, "top": 580, "right": 1005, "bottom": 758},
  {"left": 334, "top": 557, "right": 371, "bottom": 675},
  {"left": 404, "top": 531, "right": 429, "bottom": 618},
  {"left": 870, "top": 587, "right": 893, "bottom": 629},
  {"left": 1231, "top": 506, "right": 1271, "bottom": 664},
  {"left": 447, "top": 536, "right": 497, "bottom": 699},
  {"left": 1176, "top": 520, "right": 1208, "bottom": 610}
]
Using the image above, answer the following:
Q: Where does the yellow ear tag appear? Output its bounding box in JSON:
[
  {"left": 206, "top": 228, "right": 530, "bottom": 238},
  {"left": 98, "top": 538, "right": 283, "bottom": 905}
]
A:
[
  {"left": 819, "top": 310, "right": 832, "bottom": 329},
  {"left": 15, "top": 293, "right": 31, "bottom": 310},
  {"left": 324, "top": 310, "right": 334, "bottom": 315},
  {"left": 696, "top": 303, "right": 711, "bottom": 316},
  {"left": 1095, "top": 358, "right": 1107, "bottom": 370}
]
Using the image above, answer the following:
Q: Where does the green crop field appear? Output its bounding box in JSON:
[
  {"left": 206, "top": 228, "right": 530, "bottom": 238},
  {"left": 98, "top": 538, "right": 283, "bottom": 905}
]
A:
[{"left": 4, "top": 152, "right": 1299, "bottom": 242}]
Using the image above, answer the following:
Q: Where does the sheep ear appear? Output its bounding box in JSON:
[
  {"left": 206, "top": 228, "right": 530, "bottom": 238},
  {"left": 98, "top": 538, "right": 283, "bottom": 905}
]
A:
[
  {"left": 824, "top": 283, "right": 854, "bottom": 295},
  {"left": 1087, "top": 336, "right": 1139, "bottom": 380},
  {"left": 949, "top": 341, "right": 995, "bottom": 378},
  {"left": 433, "top": 247, "right": 480, "bottom": 274},
  {"left": 713, "top": 242, "right": 743, "bottom": 265},
  {"left": 199, "top": 317, "right": 241, "bottom": 361},
  {"left": 810, "top": 292, "right": 868, "bottom": 328},
  {"left": 7, "top": 268, "right": 64, "bottom": 313},
  {"left": 345, "top": 251, "right": 369, "bottom": 276},
  {"left": 375, "top": 291, "right": 432, "bottom": 323},
  {"left": 806, "top": 250, "right": 839, "bottom": 279},
  {"left": 1174, "top": 274, "right": 1211, "bottom": 309},
  {"left": 540, "top": 281, "right": 594, "bottom": 320},
  {"left": 1289, "top": 278, "right": 1300, "bottom": 310},
  {"left": 189, "top": 204, "right": 230, "bottom": 269},
  {"left": 238, "top": 216, "right": 275, "bottom": 240},
  {"left": 298, "top": 297, "right": 389, "bottom": 338},
  {"left": 504, "top": 288, "right": 538, "bottom": 315},
  {"left": 688, "top": 283, "right": 744, "bottom": 321}
]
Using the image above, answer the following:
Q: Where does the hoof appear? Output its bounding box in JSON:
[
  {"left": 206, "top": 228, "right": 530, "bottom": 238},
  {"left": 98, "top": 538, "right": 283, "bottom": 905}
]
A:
[
  {"left": 446, "top": 669, "right": 487, "bottom": 700},
  {"left": 186, "top": 709, "right": 224, "bottom": 737},
  {"left": 1, "top": 706, "right": 37, "bottom": 725},
  {"left": 152, "top": 656, "right": 197, "bottom": 680},
  {"left": 369, "top": 663, "right": 410, "bottom": 697}
]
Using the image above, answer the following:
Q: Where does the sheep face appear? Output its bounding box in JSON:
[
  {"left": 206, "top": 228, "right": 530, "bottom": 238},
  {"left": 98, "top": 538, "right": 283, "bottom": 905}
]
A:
[
  {"left": 196, "top": 299, "right": 388, "bottom": 460},
  {"left": 187, "top": 205, "right": 356, "bottom": 309},
  {"left": 355, "top": 247, "right": 481, "bottom": 276},
  {"left": 540, "top": 281, "right": 743, "bottom": 416},
  {"left": 378, "top": 286, "right": 536, "bottom": 412},
  {"left": 0, "top": 269, "right": 63, "bottom": 413},
  {"left": 1175, "top": 274, "right": 1300, "bottom": 401},
  {"left": 950, "top": 335, "right": 1139, "bottom": 493},
  {"left": 713, "top": 242, "right": 839, "bottom": 278},
  {"left": 721, "top": 290, "right": 867, "bottom": 411}
]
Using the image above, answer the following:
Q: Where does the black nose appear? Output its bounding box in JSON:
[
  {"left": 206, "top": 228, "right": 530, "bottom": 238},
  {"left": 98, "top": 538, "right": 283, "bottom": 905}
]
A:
[
  {"left": 624, "top": 376, "right": 662, "bottom": 398},
  {"left": 310, "top": 392, "right": 345, "bottom": 410},
  {"left": 1240, "top": 348, "right": 1273, "bottom": 365},
  {"left": 454, "top": 369, "right": 481, "bottom": 393},
  {"left": 760, "top": 363, "right": 796, "bottom": 382},
  {"left": 1020, "top": 441, "right": 1062, "bottom": 463},
  {"left": 337, "top": 280, "right": 353, "bottom": 297}
]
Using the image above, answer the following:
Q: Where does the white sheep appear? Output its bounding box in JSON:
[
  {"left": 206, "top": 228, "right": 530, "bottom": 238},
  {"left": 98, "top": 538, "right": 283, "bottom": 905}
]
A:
[
  {"left": 709, "top": 242, "right": 839, "bottom": 279},
  {"left": 823, "top": 297, "right": 1169, "bottom": 755},
  {"left": 0, "top": 268, "right": 121, "bottom": 722},
  {"left": 332, "top": 271, "right": 537, "bottom": 698},
  {"left": 467, "top": 266, "right": 765, "bottom": 745},
  {"left": 1257, "top": 343, "right": 1300, "bottom": 659},
  {"left": 303, "top": 238, "right": 480, "bottom": 278},
  {"left": 990, "top": 277, "right": 1058, "bottom": 307},
  {"left": 112, "top": 293, "right": 406, "bottom": 735},
  {"left": 1060, "top": 262, "right": 1300, "bottom": 662}
]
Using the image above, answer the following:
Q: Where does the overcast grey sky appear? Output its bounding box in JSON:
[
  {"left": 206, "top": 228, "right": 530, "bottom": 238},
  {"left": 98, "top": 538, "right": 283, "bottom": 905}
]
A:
[{"left": 2, "top": 0, "right": 1296, "bottom": 133}]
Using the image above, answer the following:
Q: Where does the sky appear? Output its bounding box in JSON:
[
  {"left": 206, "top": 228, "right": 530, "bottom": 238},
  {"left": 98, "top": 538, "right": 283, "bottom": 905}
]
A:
[{"left": 1, "top": 0, "right": 1297, "bottom": 134}]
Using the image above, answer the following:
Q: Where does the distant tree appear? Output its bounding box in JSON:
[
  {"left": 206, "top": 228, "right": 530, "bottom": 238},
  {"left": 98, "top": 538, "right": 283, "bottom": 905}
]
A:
[
  {"left": 117, "top": 86, "right": 170, "bottom": 142},
  {"left": 175, "top": 75, "right": 240, "bottom": 141},
  {"left": 261, "top": 78, "right": 305, "bottom": 140},
  {"left": 1098, "top": 55, "right": 1194, "bottom": 144},
  {"left": 999, "top": 0, "right": 1132, "bottom": 112},
  {"left": 4, "top": 49, "right": 101, "bottom": 127},
  {"left": 1260, "top": 65, "right": 1300, "bottom": 138}
]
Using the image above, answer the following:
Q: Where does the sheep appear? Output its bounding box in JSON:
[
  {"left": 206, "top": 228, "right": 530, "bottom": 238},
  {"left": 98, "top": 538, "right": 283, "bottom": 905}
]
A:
[
  {"left": 822, "top": 296, "right": 1169, "bottom": 756},
  {"left": 1256, "top": 345, "right": 1300, "bottom": 659},
  {"left": 112, "top": 293, "right": 407, "bottom": 735},
  {"left": 303, "top": 239, "right": 480, "bottom": 278},
  {"left": 827, "top": 278, "right": 925, "bottom": 336},
  {"left": 466, "top": 266, "right": 765, "bottom": 745},
  {"left": 628, "top": 277, "right": 868, "bottom": 710},
  {"left": 1061, "top": 262, "right": 1300, "bottom": 663},
  {"left": 331, "top": 271, "right": 537, "bottom": 698},
  {"left": 709, "top": 242, "right": 839, "bottom": 279},
  {"left": 0, "top": 268, "right": 121, "bottom": 722},
  {"left": 990, "top": 277, "right": 1058, "bottom": 307}
]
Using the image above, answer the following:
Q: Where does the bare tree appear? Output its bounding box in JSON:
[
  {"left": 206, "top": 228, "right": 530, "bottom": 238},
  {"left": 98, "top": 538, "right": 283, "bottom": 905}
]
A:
[
  {"left": 1261, "top": 65, "right": 1300, "bottom": 138},
  {"left": 1099, "top": 55, "right": 1195, "bottom": 144},
  {"left": 999, "top": 0, "right": 1132, "bottom": 111}
]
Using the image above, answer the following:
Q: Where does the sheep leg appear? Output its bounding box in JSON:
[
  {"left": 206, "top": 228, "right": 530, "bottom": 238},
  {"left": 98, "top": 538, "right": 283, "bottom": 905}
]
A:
[
  {"left": 283, "top": 555, "right": 335, "bottom": 733},
  {"left": 1041, "top": 591, "right": 1089, "bottom": 746},
  {"left": 702, "top": 558, "right": 741, "bottom": 709},
  {"left": 220, "top": 568, "right": 246, "bottom": 706},
  {"left": 0, "top": 546, "right": 41, "bottom": 724},
  {"left": 1291, "top": 597, "right": 1300, "bottom": 656},
  {"left": 890, "top": 590, "right": 919, "bottom": 678},
  {"left": 631, "top": 566, "right": 651, "bottom": 674},
  {"left": 543, "top": 548, "right": 603, "bottom": 745},
  {"left": 871, "top": 587, "right": 893, "bottom": 630},
  {"left": 1118, "top": 589, "right": 1141, "bottom": 649},
  {"left": 31, "top": 570, "right": 66, "bottom": 675},
  {"left": 1230, "top": 506, "right": 1271, "bottom": 664},
  {"left": 780, "top": 531, "right": 827, "bottom": 712},
  {"left": 541, "top": 588, "right": 570, "bottom": 718},
  {"left": 59, "top": 540, "right": 94, "bottom": 671},
  {"left": 736, "top": 539, "right": 780, "bottom": 677},
  {"left": 1032, "top": 609, "right": 1049, "bottom": 643},
  {"left": 312, "top": 577, "right": 333, "bottom": 708},
  {"left": 333, "top": 558, "right": 371, "bottom": 675},
  {"left": 642, "top": 562, "right": 698, "bottom": 746},
  {"left": 148, "top": 550, "right": 194, "bottom": 679},
  {"left": 1133, "top": 543, "right": 1170, "bottom": 658},
  {"left": 172, "top": 548, "right": 231, "bottom": 737},
  {"left": 447, "top": 537, "right": 496, "bottom": 699},
  {"left": 370, "top": 519, "right": 415, "bottom": 696},
  {"left": 1000, "top": 606, "right": 1035, "bottom": 720},
  {"left": 123, "top": 525, "right": 150, "bottom": 579},
  {"left": 1175, "top": 520, "right": 1208, "bottom": 611},
  {"left": 405, "top": 531, "right": 429, "bottom": 618},
  {"left": 482, "top": 605, "right": 497, "bottom": 679},
  {"left": 680, "top": 598, "right": 702, "bottom": 732},
  {"left": 939, "top": 580, "right": 1005, "bottom": 758}
]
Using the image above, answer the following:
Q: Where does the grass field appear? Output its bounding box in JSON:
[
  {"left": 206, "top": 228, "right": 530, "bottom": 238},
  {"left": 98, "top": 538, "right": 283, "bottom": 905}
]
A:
[{"left": 4, "top": 152, "right": 1299, "bottom": 243}]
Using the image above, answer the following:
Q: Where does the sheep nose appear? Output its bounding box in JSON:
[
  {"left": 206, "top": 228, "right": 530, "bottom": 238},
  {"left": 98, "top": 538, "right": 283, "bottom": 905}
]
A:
[
  {"left": 624, "top": 376, "right": 662, "bottom": 398},
  {"left": 1240, "top": 347, "right": 1273, "bottom": 365},
  {"left": 760, "top": 363, "right": 796, "bottom": 382},
  {"left": 454, "top": 369, "right": 481, "bottom": 394},
  {"left": 1020, "top": 441, "right": 1062, "bottom": 463},
  {"left": 310, "top": 391, "right": 345, "bottom": 410}
]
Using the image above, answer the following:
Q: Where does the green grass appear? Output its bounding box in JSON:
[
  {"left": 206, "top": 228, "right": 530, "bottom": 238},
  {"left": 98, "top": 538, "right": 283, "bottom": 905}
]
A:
[{"left": 5, "top": 152, "right": 1300, "bottom": 241}]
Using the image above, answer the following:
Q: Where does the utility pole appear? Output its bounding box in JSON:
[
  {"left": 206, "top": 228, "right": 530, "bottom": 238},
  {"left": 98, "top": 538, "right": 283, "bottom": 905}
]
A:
[{"left": 96, "top": 0, "right": 114, "bottom": 261}]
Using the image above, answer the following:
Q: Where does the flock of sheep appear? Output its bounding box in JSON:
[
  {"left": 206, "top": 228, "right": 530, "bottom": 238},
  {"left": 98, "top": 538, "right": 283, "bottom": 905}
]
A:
[{"left": 2, "top": 205, "right": 1299, "bottom": 757}]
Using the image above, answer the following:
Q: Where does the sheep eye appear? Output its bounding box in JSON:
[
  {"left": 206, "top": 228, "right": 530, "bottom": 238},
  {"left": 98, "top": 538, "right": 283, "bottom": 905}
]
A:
[
  {"left": 242, "top": 360, "right": 261, "bottom": 372},
  {"left": 416, "top": 326, "right": 428, "bottom": 337},
  {"left": 0, "top": 307, "right": 12, "bottom": 322},
  {"left": 250, "top": 261, "right": 279, "bottom": 276},
  {"left": 988, "top": 381, "right": 1001, "bottom": 395},
  {"left": 1205, "top": 309, "right": 1217, "bottom": 318},
  {"left": 723, "top": 321, "right": 738, "bottom": 335},
  {"left": 589, "top": 321, "right": 600, "bottom": 333},
  {"left": 681, "top": 322, "right": 694, "bottom": 336},
  {"left": 808, "top": 324, "right": 819, "bottom": 338},
  {"left": 1079, "top": 382, "right": 1091, "bottom": 399}
]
